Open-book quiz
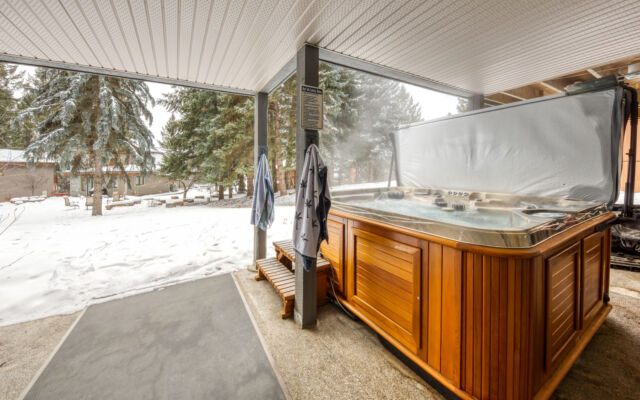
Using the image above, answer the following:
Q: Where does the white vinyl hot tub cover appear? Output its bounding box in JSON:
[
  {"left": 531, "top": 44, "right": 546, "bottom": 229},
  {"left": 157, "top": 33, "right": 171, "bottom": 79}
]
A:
[{"left": 395, "top": 87, "right": 624, "bottom": 205}]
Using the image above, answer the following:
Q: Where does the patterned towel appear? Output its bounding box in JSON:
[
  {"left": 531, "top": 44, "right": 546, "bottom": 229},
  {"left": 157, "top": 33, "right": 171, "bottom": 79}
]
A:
[
  {"left": 293, "top": 144, "right": 331, "bottom": 269},
  {"left": 250, "top": 153, "right": 274, "bottom": 231}
]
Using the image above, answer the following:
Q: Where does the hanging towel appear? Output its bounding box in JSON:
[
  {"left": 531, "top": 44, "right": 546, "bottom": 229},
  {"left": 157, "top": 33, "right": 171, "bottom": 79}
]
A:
[
  {"left": 251, "top": 153, "right": 274, "bottom": 231},
  {"left": 293, "top": 144, "right": 331, "bottom": 270}
]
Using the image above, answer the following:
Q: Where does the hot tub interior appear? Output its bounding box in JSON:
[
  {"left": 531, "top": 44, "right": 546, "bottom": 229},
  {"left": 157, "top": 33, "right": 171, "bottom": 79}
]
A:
[{"left": 331, "top": 187, "right": 607, "bottom": 248}]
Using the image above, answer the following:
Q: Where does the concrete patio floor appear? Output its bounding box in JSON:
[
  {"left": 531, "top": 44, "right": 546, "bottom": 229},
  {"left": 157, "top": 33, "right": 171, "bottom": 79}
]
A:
[
  {"left": 17, "top": 274, "right": 285, "bottom": 400},
  {"left": 2, "top": 268, "right": 639, "bottom": 400},
  {"left": 234, "top": 268, "right": 640, "bottom": 400}
]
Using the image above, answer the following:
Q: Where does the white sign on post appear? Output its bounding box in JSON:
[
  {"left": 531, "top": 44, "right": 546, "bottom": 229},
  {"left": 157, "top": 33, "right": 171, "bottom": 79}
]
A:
[{"left": 301, "top": 85, "right": 323, "bottom": 130}]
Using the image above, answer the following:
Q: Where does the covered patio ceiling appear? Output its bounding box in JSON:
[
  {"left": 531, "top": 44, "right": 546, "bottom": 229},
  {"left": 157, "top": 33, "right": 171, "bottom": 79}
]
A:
[{"left": 0, "top": 0, "right": 639, "bottom": 96}]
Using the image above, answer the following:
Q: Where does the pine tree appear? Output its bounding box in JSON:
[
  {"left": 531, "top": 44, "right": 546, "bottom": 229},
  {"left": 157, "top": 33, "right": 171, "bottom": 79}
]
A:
[
  {"left": 0, "top": 63, "right": 27, "bottom": 149},
  {"left": 318, "top": 62, "right": 422, "bottom": 185},
  {"left": 160, "top": 88, "right": 254, "bottom": 200},
  {"left": 160, "top": 87, "right": 219, "bottom": 199},
  {"left": 269, "top": 75, "right": 297, "bottom": 193},
  {"left": 18, "top": 69, "right": 155, "bottom": 215}
]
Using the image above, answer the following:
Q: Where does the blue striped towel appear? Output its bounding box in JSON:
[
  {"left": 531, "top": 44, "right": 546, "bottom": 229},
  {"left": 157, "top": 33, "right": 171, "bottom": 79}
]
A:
[{"left": 251, "top": 153, "right": 274, "bottom": 231}]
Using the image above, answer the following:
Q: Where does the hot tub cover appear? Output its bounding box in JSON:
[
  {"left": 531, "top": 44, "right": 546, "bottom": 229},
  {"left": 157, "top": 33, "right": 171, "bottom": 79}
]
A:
[{"left": 395, "top": 88, "right": 624, "bottom": 205}]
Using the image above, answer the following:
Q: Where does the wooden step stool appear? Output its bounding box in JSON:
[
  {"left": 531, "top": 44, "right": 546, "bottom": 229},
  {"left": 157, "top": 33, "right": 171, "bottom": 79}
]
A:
[
  {"left": 255, "top": 240, "right": 332, "bottom": 318},
  {"left": 255, "top": 258, "right": 295, "bottom": 318}
]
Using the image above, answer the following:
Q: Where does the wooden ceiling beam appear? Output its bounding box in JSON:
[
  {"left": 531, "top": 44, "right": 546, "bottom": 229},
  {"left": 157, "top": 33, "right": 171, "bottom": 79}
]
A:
[
  {"left": 538, "top": 81, "right": 563, "bottom": 93},
  {"left": 586, "top": 68, "right": 602, "bottom": 79},
  {"left": 485, "top": 93, "right": 519, "bottom": 104}
]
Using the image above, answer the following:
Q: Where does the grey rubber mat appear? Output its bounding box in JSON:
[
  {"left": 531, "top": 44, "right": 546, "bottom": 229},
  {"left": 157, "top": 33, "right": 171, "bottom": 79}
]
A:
[{"left": 24, "top": 273, "right": 285, "bottom": 400}]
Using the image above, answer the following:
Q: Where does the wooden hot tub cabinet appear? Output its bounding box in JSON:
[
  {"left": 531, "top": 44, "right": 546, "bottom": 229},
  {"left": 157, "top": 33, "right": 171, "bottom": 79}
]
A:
[{"left": 320, "top": 209, "right": 614, "bottom": 400}]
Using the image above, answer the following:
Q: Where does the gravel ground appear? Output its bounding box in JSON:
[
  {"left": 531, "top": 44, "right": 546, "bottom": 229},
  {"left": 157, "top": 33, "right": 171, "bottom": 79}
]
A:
[
  {"left": 0, "top": 313, "right": 79, "bottom": 400},
  {"left": 551, "top": 268, "right": 640, "bottom": 400},
  {"left": 2, "top": 268, "right": 638, "bottom": 400}
]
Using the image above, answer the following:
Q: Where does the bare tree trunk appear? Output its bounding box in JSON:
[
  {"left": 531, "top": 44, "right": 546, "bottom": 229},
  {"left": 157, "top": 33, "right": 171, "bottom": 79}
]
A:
[
  {"left": 247, "top": 174, "right": 254, "bottom": 197},
  {"left": 181, "top": 181, "right": 188, "bottom": 200},
  {"left": 271, "top": 154, "right": 278, "bottom": 194},
  {"left": 237, "top": 174, "right": 246, "bottom": 193},
  {"left": 228, "top": 186, "right": 232, "bottom": 199},
  {"left": 218, "top": 184, "right": 224, "bottom": 200},
  {"left": 92, "top": 151, "right": 103, "bottom": 216},
  {"left": 278, "top": 169, "right": 286, "bottom": 195}
]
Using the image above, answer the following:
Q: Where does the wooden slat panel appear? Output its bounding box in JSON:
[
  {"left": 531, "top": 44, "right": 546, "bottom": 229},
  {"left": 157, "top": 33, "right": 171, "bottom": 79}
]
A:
[
  {"left": 356, "top": 262, "right": 413, "bottom": 303},
  {"left": 512, "top": 260, "right": 522, "bottom": 400},
  {"left": 489, "top": 257, "right": 500, "bottom": 399},
  {"left": 427, "top": 242, "right": 442, "bottom": 370},
  {"left": 506, "top": 259, "right": 516, "bottom": 400},
  {"left": 546, "top": 242, "right": 580, "bottom": 371},
  {"left": 462, "top": 253, "right": 474, "bottom": 393},
  {"left": 356, "top": 257, "right": 413, "bottom": 295},
  {"left": 581, "top": 231, "right": 605, "bottom": 324},
  {"left": 320, "top": 218, "right": 345, "bottom": 293},
  {"left": 482, "top": 255, "right": 491, "bottom": 400},
  {"left": 472, "top": 254, "right": 483, "bottom": 398},
  {"left": 441, "top": 246, "right": 462, "bottom": 386},
  {"left": 350, "top": 226, "right": 421, "bottom": 353}
]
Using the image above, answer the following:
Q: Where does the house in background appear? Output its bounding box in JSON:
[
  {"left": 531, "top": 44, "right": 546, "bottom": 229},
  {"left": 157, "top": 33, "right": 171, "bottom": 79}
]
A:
[
  {"left": 0, "top": 149, "right": 56, "bottom": 202},
  {"left": 69, "top": 151, "right": 172, "bottom": 197}
]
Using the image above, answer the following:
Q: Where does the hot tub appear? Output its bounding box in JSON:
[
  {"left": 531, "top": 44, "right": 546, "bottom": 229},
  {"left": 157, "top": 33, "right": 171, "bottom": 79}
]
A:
[{"left": 321, "top": 187, "right": 614, "bottom": 400}]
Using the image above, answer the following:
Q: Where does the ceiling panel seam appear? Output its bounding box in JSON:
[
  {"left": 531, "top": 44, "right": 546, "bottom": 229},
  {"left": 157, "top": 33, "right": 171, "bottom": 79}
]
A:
[
  {"left": 338, "top": 1, "right": 413, "bottom": 55},
  {"left": 317, "top": 0, "right": 374, "bottom": 49},
  {"left": 349, "top": 1, "right": 434, "bottom": 60},
  {"left": 253, "top": 1, "right": 332, "bottom": 88},
  {"left": 22, "top": 1, "right": 81, "bottom": 66},
  {"left": 87, "top": 0, "right": 127, "bottom": 70},
  {"left": 143, "top": 0, "right": 160, "bottom": 77},
  {"left": 219, "top": 0, "right": 275, "bottom": 85},
  {"left": 0, "top": 7, "right": 53, "bottom": 61},
  {"left": 324, "top": 0, "right": 393, "bottom": 50},
  {"left": 185, "top": 0, "right": 198, "bottom": 81},
  {"left": 363, "top": 0, "right": 455, "bottom": 62},
  {"left": 0, "top": 19, "right": 31, "bottom": 57},
  {"left": 441, "top": 9, "right": 639, "bottom": 86},
  {"left": 249, "top": 0, "right": 338, "bottom": 89},
  {"left": 234, "top": 0, "right": 313, "bottom": 89},
  {"left": 125, "top": 0, "right": 151, "bottom": 75},
  {"left": 200, "top": 0, "right": 232, "bottom": 83},
  {"left": 211, "top": 0, "right": 251, "bottom": 83},
  {"left": 375, "top": 0, "right": 476, "bottom": 66},
  {"left": 6, "top": 2, "right": 66, "bottom": 62},
  {"left": 225, "top": 0, "right": 289, "bottom": 87},
  {"left": 48, "top": 1, "right": 101, "bottom": 68},
  {"left": 419, "top": 0, "right": 608, "bottom": 74},
  {"left": 193, "top": 0, "right": 215, "bottom": 81},
  {"left": 392, "top": 0, "right": 508, "bottom": 71},
  {"left": 106, "top": 0, "right": 139, "bottom": 73},
  {"left": 427, "top": 0, "right": 631, "bottom": 79}
]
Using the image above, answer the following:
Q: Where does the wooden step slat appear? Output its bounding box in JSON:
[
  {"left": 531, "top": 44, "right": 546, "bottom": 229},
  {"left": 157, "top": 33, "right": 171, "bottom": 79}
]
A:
[
  {"left": 273, "top": 239, "right": 332, "bottom": 272},
  {"left": 255, "top": 257, "right": 297, "bottom": 318}
]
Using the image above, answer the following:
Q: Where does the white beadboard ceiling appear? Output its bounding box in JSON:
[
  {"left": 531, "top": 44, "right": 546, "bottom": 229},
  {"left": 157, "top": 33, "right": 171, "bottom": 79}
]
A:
[{"left": 0, "top": 0, "right": 639, "bottom": 95}]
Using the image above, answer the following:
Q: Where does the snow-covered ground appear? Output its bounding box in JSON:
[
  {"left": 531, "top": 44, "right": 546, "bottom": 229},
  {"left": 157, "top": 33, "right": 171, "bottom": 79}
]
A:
[{"left": 0, "top": 197, "right": 294, "bottom": 327}]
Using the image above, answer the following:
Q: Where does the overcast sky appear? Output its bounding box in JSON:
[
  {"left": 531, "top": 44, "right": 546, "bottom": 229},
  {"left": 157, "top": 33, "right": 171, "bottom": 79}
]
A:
[{"left": 15, "top": 64, "right": 459, "bottom": 149}]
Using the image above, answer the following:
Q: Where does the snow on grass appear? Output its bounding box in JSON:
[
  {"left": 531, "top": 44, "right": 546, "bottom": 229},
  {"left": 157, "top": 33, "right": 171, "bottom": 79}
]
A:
[{"left": 0, "top": 197, "right": 293, "bottom": 327}]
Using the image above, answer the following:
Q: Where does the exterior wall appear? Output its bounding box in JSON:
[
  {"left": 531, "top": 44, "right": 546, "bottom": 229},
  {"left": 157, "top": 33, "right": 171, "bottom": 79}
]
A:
[
  {"left": 620, "top": 120, "right": 640, "bottom": 192},
  {"left": 120, "top": 174, "right": 172, "bottom": 196},
  {"left": 70, "top": 173, "right": 171, "bottom": 197},
  {"left": 0, "top": 164, "right": 55, "bottom": 202},
  {"left": 70, "top": 176, "right": 81, "bottom": 196}
]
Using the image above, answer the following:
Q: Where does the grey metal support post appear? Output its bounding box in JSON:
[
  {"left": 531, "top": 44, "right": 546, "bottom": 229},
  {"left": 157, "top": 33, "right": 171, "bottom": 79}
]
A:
[
  {"left": 468, "top": 94, "right": 484, "bottom": 111},
  {"left": 294, "top": 44, "right": 319, "bottom": 328},
  {"left": 252, "top": 91, "right": 268, "bottom": 268}
]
